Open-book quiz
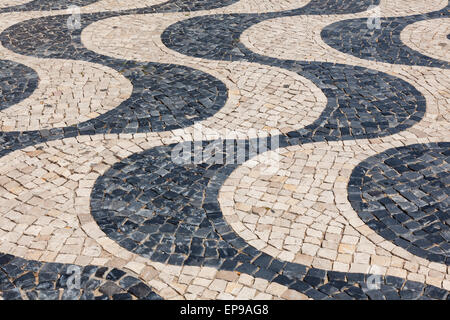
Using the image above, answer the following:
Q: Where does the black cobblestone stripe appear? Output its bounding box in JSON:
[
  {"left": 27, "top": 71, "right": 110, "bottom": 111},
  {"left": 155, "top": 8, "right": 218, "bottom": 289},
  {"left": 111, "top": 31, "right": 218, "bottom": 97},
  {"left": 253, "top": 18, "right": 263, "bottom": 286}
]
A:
[
  {"left": 0, "top": 60, "right": 38, "bottom": 111},
  {"left": 321, "top": 4, "right": 450, "bottom": 68},
  {"left": 0, "top": 253, "right": 162, "bottom": 300},
  {"left": 348, "top": 142, "right": 450, "bottom": 265}
]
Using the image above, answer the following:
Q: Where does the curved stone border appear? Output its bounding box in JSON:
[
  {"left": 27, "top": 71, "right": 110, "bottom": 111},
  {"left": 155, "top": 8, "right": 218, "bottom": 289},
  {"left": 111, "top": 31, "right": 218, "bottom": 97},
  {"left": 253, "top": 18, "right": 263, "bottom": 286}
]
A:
[
  {"left": 0, "top": 0, "right": 263, "bottom": 156},
  {"left": 0, "top": 13, "right": 230, "bottom": 133},
  {"left": 161, "top": 12, "right": 427, "bottom": 141},
  {"left": 81, "top": 13, "right": 328, "bottom": 136},
  {"left": 0, "top": 134, "right": 298, "bottom": 300},
  {"left": 0, "top": 0, "right": 440, "bottom": 155},
  {"left": 0, "top": 133, "right": 447, "bottom": 299},
  {"left": 86, "top": 137, "right": 450, "bottom": 299}
]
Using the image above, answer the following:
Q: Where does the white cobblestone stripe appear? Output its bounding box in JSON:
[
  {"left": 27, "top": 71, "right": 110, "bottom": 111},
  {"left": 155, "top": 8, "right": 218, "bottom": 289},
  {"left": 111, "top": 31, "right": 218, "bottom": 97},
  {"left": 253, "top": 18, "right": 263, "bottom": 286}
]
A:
[{"left": 401, "top": 18, "right": 450, "bottom": 63}]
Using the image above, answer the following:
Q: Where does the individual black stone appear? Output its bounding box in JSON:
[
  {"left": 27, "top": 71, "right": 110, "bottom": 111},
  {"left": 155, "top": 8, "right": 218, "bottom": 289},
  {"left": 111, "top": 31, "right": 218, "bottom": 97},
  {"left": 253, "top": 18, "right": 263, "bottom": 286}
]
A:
[
  {"left": 128, "top": 283, "right": 153, "bottom": 299},
  {"left": 13, "top": 272, "right": 35, "bottom": 289},
  {"left": 106, "top": 268, "right": 126, "bottom": 281}
]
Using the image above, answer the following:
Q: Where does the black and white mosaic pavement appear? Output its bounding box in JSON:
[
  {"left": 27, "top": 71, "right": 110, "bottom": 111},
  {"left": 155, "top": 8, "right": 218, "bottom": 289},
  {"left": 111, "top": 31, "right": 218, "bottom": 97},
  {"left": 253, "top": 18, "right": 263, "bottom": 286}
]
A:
[
  {"left": 0, "top": 13, "right": 229, "bottom": 132},
  {"left": 90, "top": 140, "right": 272, "bottom": 267},
  {"left": 0, "top": 0, "right": 242, "bottom": 13},
  {"left": 0, "top": 253, "right": 162, "bottom": 300},
  {"left": 0, "top": 0, "right": 427, "bottom": 155},
  {"left": 0, "top": 0, "right": 449, "bottom": 300},
  {"left": 161, "top": 15, "right": 426, "bottom": 140},
  {"left": 349, "top": 143, "right": 450, "bottom": 265},
  {"left": 0, "top": 0, "right": 98, "bottom": 13},
  {"left": 321, "top": 6, "right": 450, "bottom": 68},
  {"left": 90, "top": 140, "right": 450, "bottom": 300},
  {"left": 0, "top": 59, "right": 38, "bottom": 111}
]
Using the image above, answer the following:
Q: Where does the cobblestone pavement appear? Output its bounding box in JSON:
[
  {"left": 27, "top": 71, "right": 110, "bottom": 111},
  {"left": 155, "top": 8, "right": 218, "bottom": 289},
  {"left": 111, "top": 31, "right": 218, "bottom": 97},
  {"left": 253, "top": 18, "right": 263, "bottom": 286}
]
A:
[{"left": 0, "top": 0, "right": 449, "bottom": 300}]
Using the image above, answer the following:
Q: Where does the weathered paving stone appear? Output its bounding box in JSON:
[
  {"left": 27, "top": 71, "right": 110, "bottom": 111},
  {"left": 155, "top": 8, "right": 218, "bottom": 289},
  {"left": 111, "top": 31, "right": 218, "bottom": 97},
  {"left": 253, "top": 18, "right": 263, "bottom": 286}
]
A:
[
  {"left": 349, "top": 142, "right": 450, "bottom": 265},
  {"left": 99, "top": 281, "right": 123, "bottom": 296}
]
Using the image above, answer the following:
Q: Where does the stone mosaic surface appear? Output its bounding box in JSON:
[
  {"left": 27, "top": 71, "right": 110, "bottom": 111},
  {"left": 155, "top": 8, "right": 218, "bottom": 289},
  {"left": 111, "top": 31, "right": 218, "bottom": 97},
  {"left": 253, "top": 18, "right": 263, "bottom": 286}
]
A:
[
  {"left": 0, "top": 60, "right": 38, "bottom": 111},
  {"left": 0, "top": 253, "right": 162, "bottom": 300},
  {"left": 0, "top": 0, "right": 449, "bottom": 300},
  {"left": 349, "top": 143, "right": 450, "bottom": 265},
  {"left": 0, "top": 0, "right": 98, "bottom": 13},
  {"left": 321, "top": 9, "right": 450, "bottom": 68}
]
